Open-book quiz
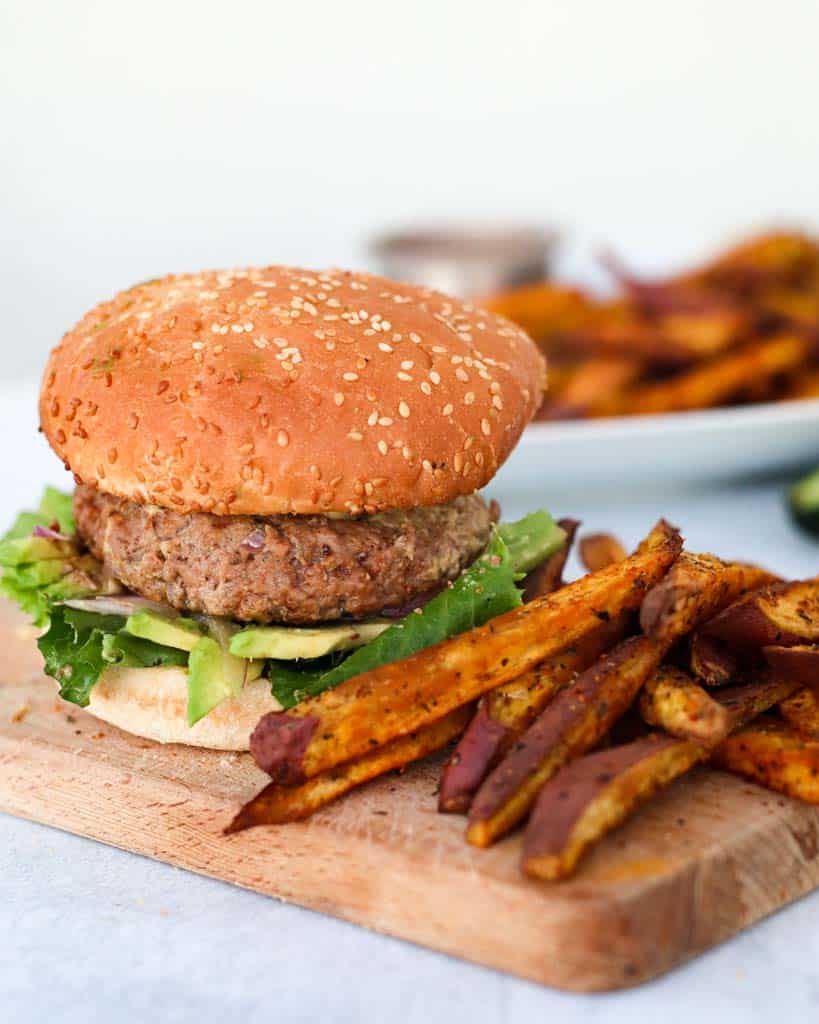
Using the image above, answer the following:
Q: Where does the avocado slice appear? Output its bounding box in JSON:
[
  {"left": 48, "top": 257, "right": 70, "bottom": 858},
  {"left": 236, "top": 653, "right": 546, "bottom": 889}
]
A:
[
  {"left": 124, "top": 610, "right": 203, "bottom": 652},
  {"left": 0, "top": 535, "right": 74, "bottom": 567},
  {"left": 186, "top": 635, "right": 264, "bottom": 726},
  {"left": 13, "top": 559, "right": 69, "bottom": 589},
  {"left": 229, "top": 619, "right": 391, "bottom": 661}
]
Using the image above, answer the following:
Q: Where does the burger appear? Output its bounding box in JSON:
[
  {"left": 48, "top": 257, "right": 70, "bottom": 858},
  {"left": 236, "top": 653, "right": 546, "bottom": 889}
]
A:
[{"left": 1, "top": 266, "right": 560, "bottom": 751}]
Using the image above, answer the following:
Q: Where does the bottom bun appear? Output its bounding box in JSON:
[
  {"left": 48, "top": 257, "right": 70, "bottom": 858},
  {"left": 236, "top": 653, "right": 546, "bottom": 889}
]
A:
[{"left": 85, "top": 666, "right": 283, "bottom": 750}]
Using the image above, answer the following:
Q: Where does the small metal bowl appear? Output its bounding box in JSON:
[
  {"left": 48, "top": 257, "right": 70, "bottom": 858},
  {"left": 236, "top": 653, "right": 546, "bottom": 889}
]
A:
[{"left": 369, "top": 224, "right": 556, "bottom": 299}]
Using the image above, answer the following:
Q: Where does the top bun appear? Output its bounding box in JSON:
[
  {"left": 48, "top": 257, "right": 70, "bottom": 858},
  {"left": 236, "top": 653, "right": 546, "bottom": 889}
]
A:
[{"left": 40, "top": 266, "right": 545, "bottom": 516}]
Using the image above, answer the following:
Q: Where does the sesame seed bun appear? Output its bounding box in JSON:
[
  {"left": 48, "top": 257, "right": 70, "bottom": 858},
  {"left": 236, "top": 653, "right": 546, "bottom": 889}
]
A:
[
  {"left": 85, "top": 666, "right": 283, "bottom": 750},
  {"left": 40, "top": 267, "right": 545, "bottom": 516}
]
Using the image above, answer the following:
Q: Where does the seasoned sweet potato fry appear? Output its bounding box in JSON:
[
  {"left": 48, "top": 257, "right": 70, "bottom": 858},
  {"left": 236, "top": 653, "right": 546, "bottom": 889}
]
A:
[
  {"left": 466, "top": 635, "right": 668, "bottom": 847},
  {"left": 523, "top": 671, "right": 801, "bottom": 879},
  {"left": 438, "top": 611, "right": 631, "bottom": 813},
  {"left": 250, "top": 521, "right": 681, "bottom": 784},
  {"left": 594, "top": 334, "right": 808, "bottom": 417},
  {"left": 538, "top": 357, "right": 643, "bottom": 420},
  {"left": 763, "top": 644, "right": 819, "bottom": 685},
  {"left": 779, "top": 688, "right": 819, "bottom": 738},
  {"left": 579, "top": 533, "right": 627, "bottom": 573},
  {"left": 226, "top": 706, "right": 473, "bottom": 832},
  {"left": 713, "top": 717, "right": 819, "bottom": 803},
  {"left": 481, "top": 282, "right": 593, "bottom": 344},
  {"left": 522, "top": 518, "right": 578, "bottom": 602},
  {"left": 640, "top": 667, "right": 799, "bottom": 747},
  {"left": 640, "top": 553, "right": 776, "bottom": 643},
  {"left": 705, "top": 579, "right": 819, "bottom": 650},
  {"left": 639, "top": 665, "right": 731, "bottom": 745},
  {"left": 467, "top": 550, "right": 778, "bottom": 847},
  {"left": 522, "top": 734, "right": 706, "bottom": 880},
  {"left": 689, "top": 631, "right": 737, "bottom": 686}
]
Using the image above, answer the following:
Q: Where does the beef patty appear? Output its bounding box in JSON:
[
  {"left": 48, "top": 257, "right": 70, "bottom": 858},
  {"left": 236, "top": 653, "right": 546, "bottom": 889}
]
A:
[{"left": 73, "top": 485, "right": 493, "bottom": 624}]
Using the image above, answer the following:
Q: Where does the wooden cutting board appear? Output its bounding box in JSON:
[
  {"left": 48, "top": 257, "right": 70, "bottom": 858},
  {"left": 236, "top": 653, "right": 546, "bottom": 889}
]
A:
[{"left": 2, "top": 601, "right": 819, "bottom": 992}]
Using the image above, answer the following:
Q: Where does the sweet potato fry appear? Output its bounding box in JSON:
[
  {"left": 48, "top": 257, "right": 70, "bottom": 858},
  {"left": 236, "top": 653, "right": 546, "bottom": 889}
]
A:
[
  {"left": 523, "top": 671, "right": 801, "bottom": 879},
  {"left": 713, "top": 717, "right": 819, "bottom": 803},
  {"left": 594, "top": 334, "right": 808, "bottom": 417},
  {"left": 779, "top": 687, "right": 819, "bottom": 738},
  {"left": 466, "top": 635, "right": 668, "bottom": 847},
  {"left": 226, "top": 706, "right": 473, "bottom": 832},
  {"left": 481, "top": 283, "right": 593, "bottom": 345},
  {"left": 640, "top": 667, "right": 799, "bottom": 747},
  {"left": 538, "top": 357, "right": 643, "bottom": 420},
  {"left": 705, "top": 579, "right": 819, "bottom": 650},
  {"left": 437, "top": 611, "right": 631, "bottom": 813},
  {"left": 467, "top": 550, "right": 777, "bottom": 847},
  {"left": 763, "top": 644, "right": 819, "bottom": 685},
  {"left": 579, "top": 533, "right": 627, "bottom": 573},
  {"left": 689, "top": 630, "right": 737, "bottom": 686},
  {"left": 521, "top": 734, "right": 706, "bottom": 880},
  {"left": 250, "top": 521, "right": 682, "bottom": 784},
  {"left": 639, "top": 665, "right": 731, "bottom": 745},
  {"left": 640, "top": 553, "right": 776, "bottom": 643},
  {"left": 521, "top": 518, "right": 578, "bottom": 602}
]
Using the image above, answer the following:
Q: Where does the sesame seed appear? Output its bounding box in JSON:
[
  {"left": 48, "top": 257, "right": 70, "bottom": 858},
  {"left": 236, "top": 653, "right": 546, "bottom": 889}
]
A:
[
  {"left": 492, "top": 395, "right": 503, "bottom": 410},
  {"left": 455, "top": 367, "right": 469, "bottom": 382},
  {"left": 343, "top": 372, "right": 359, "bottom": 382},
  {"left": 277, "top": 429, "right": 289, "bottom": 447},
  {"left": 378, "top": 416, "right": 393, "bottom": 426},
  {"left": 334, "top": 392, "right": 344, "bottom": 406},
  {"left": 401, "top": 360, "right": 414, "bottom": 370},
  {"left": 442, "top": 403, "right": 454, "bottom": 416},
  {"left": 398, "top": 401, "right": 410, "bottom": 418},
  {"left": 410, "top": 332, "right": 421, "bottom": 343},
  {"left": 402, "top": 446, "right": 413, "bottom": 459},
  {"left": 464, "top": 392, "right": 475, "bottom": 405},
  {"left": 348, "top": 431, "right": 363, "bottom": 441},
  {"left": 481, "top": 418, "right": 491, "bottom": 435},
  {"left": 377, "top": 440, "right": 388, "bottom": 455},
  {"left": 454, "top": 452, "right": 464, "bottom": 472},
  {"left": 422, "top": 459, "right": 433, "bottom": 472},
  {"left": 397, "top": 371, "right": 412, "bottom": 382},
  {"left": 429, "top": 371, "right": 441, "bottom": 385},
  {"left": 368, "top": 411, "right": 378, "bottom": 426},
  {"left": 431, "top": 345, "right": 447, "bottom": 354},
  {"left": 420, "top": 381, "right": 432, "bottom": 395},
  {"left": 378, "top": 342, "right": 393, "bottom": 353}
]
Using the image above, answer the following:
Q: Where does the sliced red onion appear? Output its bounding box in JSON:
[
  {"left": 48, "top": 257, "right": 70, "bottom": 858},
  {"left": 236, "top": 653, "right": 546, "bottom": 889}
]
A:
[
  {"left": 379, "top": 585, "right": 443, "bottom": 619},
  {"left": 32, "top": 524, "right": 72, "bottom": 543},
  {"left": 241, "top": 528, "right": 266, "bottom": 550},
  {"left": 61, "top": 595, "right": 177, "bottom": 618}
]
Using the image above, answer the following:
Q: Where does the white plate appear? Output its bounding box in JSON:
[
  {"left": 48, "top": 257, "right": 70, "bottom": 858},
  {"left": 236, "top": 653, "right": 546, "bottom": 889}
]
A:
[{"left": 494, "top": 398, "right": 819, "bottom": 496}]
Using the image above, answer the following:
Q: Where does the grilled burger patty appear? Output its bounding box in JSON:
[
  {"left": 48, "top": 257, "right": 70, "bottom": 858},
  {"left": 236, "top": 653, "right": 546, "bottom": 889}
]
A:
[{"left": 73, "top": 485, "right": 493, "bottom": 624}]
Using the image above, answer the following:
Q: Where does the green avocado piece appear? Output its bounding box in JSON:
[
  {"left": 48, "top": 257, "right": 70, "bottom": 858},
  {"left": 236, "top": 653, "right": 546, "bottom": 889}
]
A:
[
  {"left": 186, "top": 636, "right": 263, "bottom": 726},
  {"left": 229, "top": 620, "right": 391, "bottom": 661},
  {"left": 0, "top": 535, "right": 74, "bottom": 567},
  {"left": 124, "top": 610, "right": 203, "bottom": 652},
  {"left": 12, "top": 559, "right": 68, "bottom": 589}
]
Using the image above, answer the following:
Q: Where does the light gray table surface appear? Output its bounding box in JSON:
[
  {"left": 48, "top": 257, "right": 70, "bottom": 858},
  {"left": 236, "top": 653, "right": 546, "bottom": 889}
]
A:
[{"left": 2, "top": 379, "right": 819, "bottom": 1022}]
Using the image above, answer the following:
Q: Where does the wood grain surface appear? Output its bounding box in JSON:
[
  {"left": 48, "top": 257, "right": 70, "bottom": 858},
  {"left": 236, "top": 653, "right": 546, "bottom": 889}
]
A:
[{"left": 2, "top": 600, "right": 819, "bottom": 992}]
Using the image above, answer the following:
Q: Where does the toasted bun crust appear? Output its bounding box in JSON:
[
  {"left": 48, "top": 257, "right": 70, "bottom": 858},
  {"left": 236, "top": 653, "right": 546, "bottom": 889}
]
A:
[
  {"left": 40, "top": 267, "right": 544, "bottom": 515},
  {"left": 86, "top": 666, "right": 282, "bottom": 750}
]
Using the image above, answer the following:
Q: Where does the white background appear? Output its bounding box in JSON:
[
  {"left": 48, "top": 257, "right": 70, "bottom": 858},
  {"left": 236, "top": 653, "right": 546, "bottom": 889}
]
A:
[{"left": 3, "top": 0, "right": 819, "bottom": 379}]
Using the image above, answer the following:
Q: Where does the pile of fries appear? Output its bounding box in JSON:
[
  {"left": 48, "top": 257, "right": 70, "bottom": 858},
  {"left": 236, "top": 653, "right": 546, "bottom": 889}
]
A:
[
  {"left": 482, "top": 231, "right": 819, "bottom": 420},
  {"left": 228, "top": 523, "right": 819, "bottom": 881}
]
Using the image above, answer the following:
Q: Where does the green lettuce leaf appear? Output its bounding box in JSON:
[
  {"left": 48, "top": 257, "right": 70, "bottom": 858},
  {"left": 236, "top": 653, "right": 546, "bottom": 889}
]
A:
[
  {"left": 38, "top": 606, "right": 187, "bottom": 707},
  {"left": 268, "top": 511, "right": 566, "bottom": 709}
]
